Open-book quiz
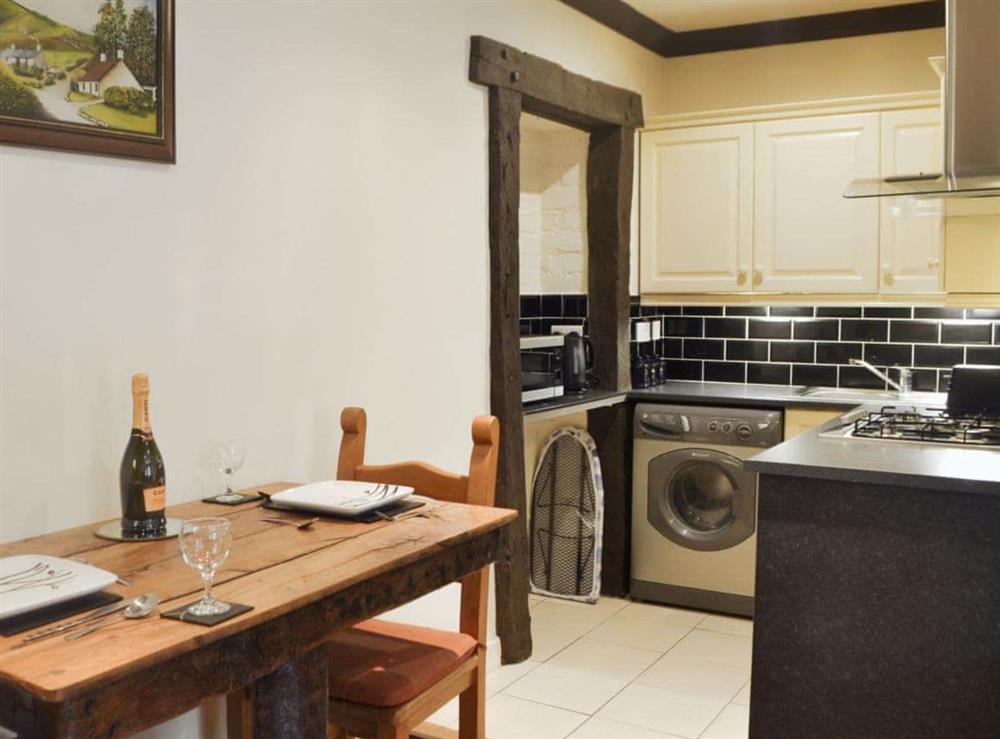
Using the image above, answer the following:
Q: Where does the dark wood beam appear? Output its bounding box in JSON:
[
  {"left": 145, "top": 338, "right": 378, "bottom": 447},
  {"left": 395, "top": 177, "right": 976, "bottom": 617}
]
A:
[
  {"left": 588, "top": 402, "right": 632, "bottom": 597},
  {"left": 470, "top": 36, "right": 644, "bottom": 130},
  {"left": 486, "top": 84, "right": 534, "bottom": 665},
  {"left": 559, "top": 0, "right": 944, "bottom": 59}
]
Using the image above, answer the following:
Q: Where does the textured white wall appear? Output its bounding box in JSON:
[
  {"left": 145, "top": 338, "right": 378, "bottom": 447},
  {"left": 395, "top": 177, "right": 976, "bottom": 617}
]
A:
[
  {"left": 519, "top": 124, "right": 589, "bottom": 295},
  {"left": 0, "top": 2, "right": 667, "bottom": 736}
]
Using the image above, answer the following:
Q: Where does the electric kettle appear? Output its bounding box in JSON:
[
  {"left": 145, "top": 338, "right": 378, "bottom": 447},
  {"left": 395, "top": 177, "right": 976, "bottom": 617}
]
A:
[{"left": 562, "top": 332, "right": 593, "bottom": 393}]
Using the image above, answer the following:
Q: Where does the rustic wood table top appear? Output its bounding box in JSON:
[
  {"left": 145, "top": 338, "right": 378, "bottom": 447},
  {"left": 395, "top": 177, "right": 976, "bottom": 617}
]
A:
[{"left": 0, "top": 482, "right": 515, "bottom": 738}]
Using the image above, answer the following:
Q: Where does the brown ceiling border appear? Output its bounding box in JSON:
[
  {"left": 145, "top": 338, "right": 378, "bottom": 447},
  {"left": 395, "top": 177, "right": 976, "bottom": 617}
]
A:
[{"left": 559, "top": 0, "right": 945, "bottom": 58}]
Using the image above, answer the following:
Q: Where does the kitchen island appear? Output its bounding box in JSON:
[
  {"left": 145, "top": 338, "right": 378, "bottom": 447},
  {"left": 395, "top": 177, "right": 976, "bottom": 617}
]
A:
[{"left": 743, "top": 415, "right": 1000, "bottom": 738}]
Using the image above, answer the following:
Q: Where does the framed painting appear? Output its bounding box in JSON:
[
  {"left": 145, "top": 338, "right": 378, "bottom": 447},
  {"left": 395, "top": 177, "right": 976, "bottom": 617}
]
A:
[{"left": 0, "top": 0, "right": 174, "bottom": 162}]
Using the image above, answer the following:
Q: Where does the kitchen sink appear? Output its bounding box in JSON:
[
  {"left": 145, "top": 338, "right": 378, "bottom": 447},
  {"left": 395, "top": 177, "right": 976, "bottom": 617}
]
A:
[{"left": 796, "top": 387, "right": 900, "bottom": 401}]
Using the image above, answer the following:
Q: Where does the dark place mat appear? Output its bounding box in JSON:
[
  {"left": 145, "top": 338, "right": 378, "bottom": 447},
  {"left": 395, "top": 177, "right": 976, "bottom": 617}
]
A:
[
  {"left": 262, "top": 498, "right": 426, "bottom": 523},
  {"left": 0, "top": 590, "right": 123, "bottom": 637},
  {"left": 161, "top": 601, "right": 253, "bottom": 626},
  {"left": 202, "top": 493, "right": 258, "bottom": 506}
]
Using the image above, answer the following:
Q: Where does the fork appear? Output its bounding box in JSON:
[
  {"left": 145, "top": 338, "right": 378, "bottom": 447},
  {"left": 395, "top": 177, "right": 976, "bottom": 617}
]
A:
[{"left": 260, "top": 516, "right": 319, "bottom": 530}]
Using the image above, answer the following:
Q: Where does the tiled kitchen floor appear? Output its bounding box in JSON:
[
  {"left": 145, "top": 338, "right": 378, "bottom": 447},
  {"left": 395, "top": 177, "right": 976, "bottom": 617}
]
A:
[{"left": 430, "top": 595, "right": 752, "bottom": 739}]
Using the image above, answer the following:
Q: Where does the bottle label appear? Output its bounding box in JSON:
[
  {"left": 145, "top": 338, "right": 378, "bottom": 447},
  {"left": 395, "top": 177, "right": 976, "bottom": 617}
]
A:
[{"left": 143, "top": 485, "right": 166, "bottom": 512}]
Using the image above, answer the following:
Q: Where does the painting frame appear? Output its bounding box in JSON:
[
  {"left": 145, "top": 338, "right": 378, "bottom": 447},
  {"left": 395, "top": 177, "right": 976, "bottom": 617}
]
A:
[{"left": 0, "top": 0, "right": 174, "bottom": 163}]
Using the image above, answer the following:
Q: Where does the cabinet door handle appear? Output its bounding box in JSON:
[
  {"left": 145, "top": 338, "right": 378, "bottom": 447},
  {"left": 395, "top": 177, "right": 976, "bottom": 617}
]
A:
[
  {"left": 927, "top": 257, "right": 941, "bottom": 269},
  {"left": 737, "top": 265, "right": 749, "bottom": 286},
  {"left": 753, "top": 266, "right": 763, "bottom": 286},
  {"left": 882, "top": 264, "right": 894, "bottom": 286}
]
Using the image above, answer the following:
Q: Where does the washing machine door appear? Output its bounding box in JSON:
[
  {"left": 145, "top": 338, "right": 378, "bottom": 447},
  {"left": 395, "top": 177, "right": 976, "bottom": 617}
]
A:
[{"left": 647, "top": 448, "right": 756, "bottom": 552}]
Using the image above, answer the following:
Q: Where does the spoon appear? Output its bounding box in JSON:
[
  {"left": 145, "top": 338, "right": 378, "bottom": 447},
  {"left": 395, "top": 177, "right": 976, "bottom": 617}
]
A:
[
  {"left": 65, "top": 592, "right": 160, "bottom": 640},
  {"left": 260, "top": 516, "right": 318, "bottom": 530}
]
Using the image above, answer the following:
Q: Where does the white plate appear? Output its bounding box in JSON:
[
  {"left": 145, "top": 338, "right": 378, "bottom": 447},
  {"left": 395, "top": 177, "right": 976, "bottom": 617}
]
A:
[
  {"left": 0, "top": 555, "right": 118, "bottom": 620},
  {"left": 269, "top": 480, "right": 414, "bottom": 516}
]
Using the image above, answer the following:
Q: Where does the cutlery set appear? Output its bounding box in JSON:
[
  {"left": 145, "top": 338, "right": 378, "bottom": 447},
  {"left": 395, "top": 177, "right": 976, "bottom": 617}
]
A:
[
  {"left": 0, "top": 562, "right": 77, "bottom": 595},
  {"left": 20, "top": 592, "right": 160, "bottom": 644}
]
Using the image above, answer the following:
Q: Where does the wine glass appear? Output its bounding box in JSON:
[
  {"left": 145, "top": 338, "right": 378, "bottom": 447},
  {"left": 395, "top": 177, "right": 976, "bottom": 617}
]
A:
[
  {"left": 179, "top": 517, "right": 233, "bottom": 616},
  {"left": 211, "top": 442, "right": 246, "bottom": 503}
]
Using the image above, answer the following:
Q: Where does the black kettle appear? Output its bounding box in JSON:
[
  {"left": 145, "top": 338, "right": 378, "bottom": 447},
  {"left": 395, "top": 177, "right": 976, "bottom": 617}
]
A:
[{"left": 562, "top": 332, "right": 593, "bottom": 393}]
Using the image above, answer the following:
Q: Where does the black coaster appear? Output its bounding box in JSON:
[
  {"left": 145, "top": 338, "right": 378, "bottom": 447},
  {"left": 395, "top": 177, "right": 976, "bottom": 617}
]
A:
[
  {"left": 261, "top": 498, "right": 425, "bottom": 523},
  {"left": 161, "top": 601, "right": 253, "bottom": 626},
  {"left": 0, "top": 591, "right": 123, "bottom": 637},
  {"left": 202, "top": 493, "right": 257, "bottom": 506}
]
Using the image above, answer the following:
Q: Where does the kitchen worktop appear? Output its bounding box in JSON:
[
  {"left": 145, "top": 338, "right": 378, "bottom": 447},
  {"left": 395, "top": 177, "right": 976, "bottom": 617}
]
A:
[
  {"left": 630, "top": 380, "right": 946, "bottom": 409},
  {"left": 745, "top": 407, "right": 1000, "bottom": 496}
]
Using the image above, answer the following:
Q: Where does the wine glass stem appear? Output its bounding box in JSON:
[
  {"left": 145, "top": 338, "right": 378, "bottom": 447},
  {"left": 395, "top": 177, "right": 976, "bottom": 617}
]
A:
[
  {"left": 201, "top": 570, "right": 217, "bottom": 607},
  {"left": 225, "top": 471, "right": 234, "bottom": 494}
]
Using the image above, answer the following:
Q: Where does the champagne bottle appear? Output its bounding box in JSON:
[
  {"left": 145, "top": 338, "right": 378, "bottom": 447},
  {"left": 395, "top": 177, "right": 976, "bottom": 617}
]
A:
[{"left": 120, "top": 373, "right": 166, "bottom": 537}]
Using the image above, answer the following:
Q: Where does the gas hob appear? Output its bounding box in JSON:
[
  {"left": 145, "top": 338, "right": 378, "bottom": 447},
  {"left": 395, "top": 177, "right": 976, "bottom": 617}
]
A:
[{"left": 822, "top": 406, "right": 1000, "bottom": 449}]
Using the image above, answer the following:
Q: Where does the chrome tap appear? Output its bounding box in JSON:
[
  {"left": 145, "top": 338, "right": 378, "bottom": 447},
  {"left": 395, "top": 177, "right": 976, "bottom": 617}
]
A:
[{"left": 849, "top": 359, "right": 912, "bottom": 397}]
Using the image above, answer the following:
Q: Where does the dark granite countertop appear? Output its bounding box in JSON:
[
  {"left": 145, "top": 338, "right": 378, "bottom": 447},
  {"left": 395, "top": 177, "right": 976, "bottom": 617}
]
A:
[
  {"left": 523, "top": 388, "right": 627, "bottom": 417},
  {"left": 629, "top": 380, "right": 945, "bottom": 409},
  {"left": 745, "top": 409, "right": 1000, "bottom": 496}
]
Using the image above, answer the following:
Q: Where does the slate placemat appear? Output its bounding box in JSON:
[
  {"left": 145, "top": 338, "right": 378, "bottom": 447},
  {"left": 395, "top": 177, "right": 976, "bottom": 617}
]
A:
[
  {"left": 0, "top": 591, "right": 123, "bottom": 637},
  {"left": 161, "top": 601, "right": 253, "bottom": 626}
]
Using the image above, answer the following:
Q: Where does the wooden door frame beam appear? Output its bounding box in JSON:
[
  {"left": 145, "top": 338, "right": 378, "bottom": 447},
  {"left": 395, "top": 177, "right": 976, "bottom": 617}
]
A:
[{"left": 471, "top": 36, "right": 642, "bottom": 663}]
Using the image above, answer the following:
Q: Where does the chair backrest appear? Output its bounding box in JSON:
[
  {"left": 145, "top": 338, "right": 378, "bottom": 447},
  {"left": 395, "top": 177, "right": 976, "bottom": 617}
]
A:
[{"left": 335, "top": 407, "right": 500, "bottom": 644}]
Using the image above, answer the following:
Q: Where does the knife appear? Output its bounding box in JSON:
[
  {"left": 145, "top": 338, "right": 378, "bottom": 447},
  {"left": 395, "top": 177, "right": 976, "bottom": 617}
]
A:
[{"left": 21, "top": 600, "right": 129, "bottom": 643}]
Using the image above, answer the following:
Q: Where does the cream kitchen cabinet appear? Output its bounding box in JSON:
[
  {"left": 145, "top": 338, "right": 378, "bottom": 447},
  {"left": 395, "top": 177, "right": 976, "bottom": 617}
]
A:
[
  {"left": 753, "top": 113, "right": 880, "bottom": 293},
  {"left": 640, "top": 124, "right": 753, "bottom": 293},
  {"left": 879, "top": 107, "right": 944, "bottom": 294}
]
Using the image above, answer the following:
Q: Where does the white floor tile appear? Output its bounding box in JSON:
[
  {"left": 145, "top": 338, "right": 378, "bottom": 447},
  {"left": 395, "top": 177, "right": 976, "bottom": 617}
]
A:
[
  {"left": 588, "top": 612, "right": 693, "bottom": 652},
  {"left": 730, "top": 681, "right": 750, "bottom": 706},
  {"left": 569, "top": 716, "right": 685, "bottom": 739},
  {"left": 531, "top": 623, "right": 588, "bottom": 662},
  {"left": 503, "top": 662, "right": 629, "bottom": 714},
  {"left": 597, "top": 683, "right": 727, "bottom": 738},
  {"left": 668, "top": 630, "right": 752, "bottom": 675},
  {"left": 427, "top": 697, "right": 458, "bottom": 727},
  {"left": 699, "top": 615, "right": 753, "bottom": 638},
  {"left": 484, "top": 693, "right": 588, "bottom": 739},
  {"left": 700, "top": 703, "right": 749, "bottom": 739},
  {"left": 619, "top": 601, "right": 709, "bottom": 628},
  {"left": 635, "top": 654, "right": 747, "bottom": 702},
  {"left": 488, "top": 660, "right": 542, "bottom": 696},
  {"left": 549, "top": 637, "right": 662, "bottom": 681},
  {"left": 532, "top": 596, "right": 628, "bottom": 629}
]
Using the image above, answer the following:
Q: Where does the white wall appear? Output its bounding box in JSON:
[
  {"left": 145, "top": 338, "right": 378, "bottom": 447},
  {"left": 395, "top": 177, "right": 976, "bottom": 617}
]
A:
[
  {"left": 0, "top": 1, "right": 667, "bottom": 736},
  {"left": 519, "top": 121, "right": 589, "bottom": 295}
]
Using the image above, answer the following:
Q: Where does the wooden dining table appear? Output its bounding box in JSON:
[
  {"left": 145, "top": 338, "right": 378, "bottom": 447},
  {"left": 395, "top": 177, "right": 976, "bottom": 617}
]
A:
[{"left": 0, "top": 483, "right": 515, "bottom": 738}]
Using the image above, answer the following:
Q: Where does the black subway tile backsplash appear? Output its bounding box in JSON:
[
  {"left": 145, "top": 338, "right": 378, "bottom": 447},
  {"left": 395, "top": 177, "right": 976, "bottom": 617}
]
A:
[
  {"left": 525, "top": 296, "right": 1000, "bottom": 394},
  {"left": 705, "top": 318, "right": 747, "bottom": 339},
  {"left": 661, "top": 317, "right": 701, "bottom": 337},
  {"left": 793, "top": 365, "right": 838, "bottom": 387},
  {"left": 967, "top": 346, "right": 1000, "bottom": 364},
  {"left": 684, "top": 339, "right": 725, "bottom": 360},
  {"left": 889, "top": 320, "right": 938, "bottom": 343},
  {"left": 841, "top": 319, "right": 888, "bottom": 342},
  {"left": 748, "top": 363, "right": 791, "bottom": 385},
  {"left": 816, "top": 306, "right": 862, "bottom": 317},
  {"left": 664, "top": 359, "right": 703, "bottom": 381},
  {"left": 941, "top": 321, "right": 992, "bottom": 345},
  {"left": 771, "top": 341, "right": 815, "bottom": 363},
  {"left": 769, "top": 306, "right": 815, "bottom": 317},
  {"left": 725, "top": 306, "right": 768, "bottom": 316},
  {"left": 864, "top": 343, "right": 912, "bottom": 367},
  {"left": 749, "top": 319, "right": 792, "bottom": 340},
  {"left": 793, "top": 319, "right": 839, "bottom": 341},
  {"left": 816, "top": 342, "right": 863, "bottom": 364},
  {"left": 727, "top": 340, "right": 769, "bottom": 361},
  {"left": 863, "top": 306, "right": 912, "bottom": 318},
  {"left": 914, "top": 344, "right": 965, "bottom": 368},
  {"left": 839, "top": 366, "right": 887, "bottom": 390},
  {"left": 705, "top": 361, "right": 746, "bottom": 383}
]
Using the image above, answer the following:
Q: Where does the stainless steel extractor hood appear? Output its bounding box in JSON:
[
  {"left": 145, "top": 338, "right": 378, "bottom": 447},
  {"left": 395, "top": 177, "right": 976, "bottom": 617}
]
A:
[{"left": 845, "top": 0, "right": 1000, "bottom": 200}]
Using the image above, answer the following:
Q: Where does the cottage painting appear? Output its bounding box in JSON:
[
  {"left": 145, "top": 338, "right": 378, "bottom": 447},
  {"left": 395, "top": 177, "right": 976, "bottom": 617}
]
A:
[{"left": 0, "top": 0, "right": 173, "bottom": 161}]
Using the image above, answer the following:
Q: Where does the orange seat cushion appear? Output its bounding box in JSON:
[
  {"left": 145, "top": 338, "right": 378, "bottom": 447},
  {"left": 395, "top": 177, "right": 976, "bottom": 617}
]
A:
[{"left": 326, "top": 618, "right": 477, "bottom": 707}]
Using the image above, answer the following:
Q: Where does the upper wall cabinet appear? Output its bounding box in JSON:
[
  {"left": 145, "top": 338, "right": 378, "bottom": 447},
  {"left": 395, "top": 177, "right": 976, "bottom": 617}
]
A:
[
  {"left": 879, "top": 108, "right": 944, "bottom": 294},
  {"left": 753, "top": 113, "right": 879, "bottom": 293},
  {"left": 640, "top": 124, "right": 753, "bottom": 293}
]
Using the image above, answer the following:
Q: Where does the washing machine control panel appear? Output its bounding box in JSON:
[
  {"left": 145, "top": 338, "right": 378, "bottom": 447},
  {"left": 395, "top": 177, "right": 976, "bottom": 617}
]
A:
[{"left": 635, "top": 405, "right": 783, "bottom": 447}]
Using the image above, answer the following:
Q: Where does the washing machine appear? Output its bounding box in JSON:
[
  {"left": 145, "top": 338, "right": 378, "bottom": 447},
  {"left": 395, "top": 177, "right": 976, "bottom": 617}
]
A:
[{"left": 631, "top": 403, "right": 782, "bottom": 616}]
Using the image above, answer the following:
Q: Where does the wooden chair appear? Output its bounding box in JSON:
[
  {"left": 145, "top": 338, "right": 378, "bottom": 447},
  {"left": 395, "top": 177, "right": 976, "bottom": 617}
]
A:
[{"left": 325, "top": 406, "right": 500, "bottom": 739}]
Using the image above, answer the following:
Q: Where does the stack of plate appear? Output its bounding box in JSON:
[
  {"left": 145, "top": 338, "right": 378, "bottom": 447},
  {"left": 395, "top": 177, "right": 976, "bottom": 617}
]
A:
[{"left": 268, "top": 480, "right": 414, "bottom": 516}]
